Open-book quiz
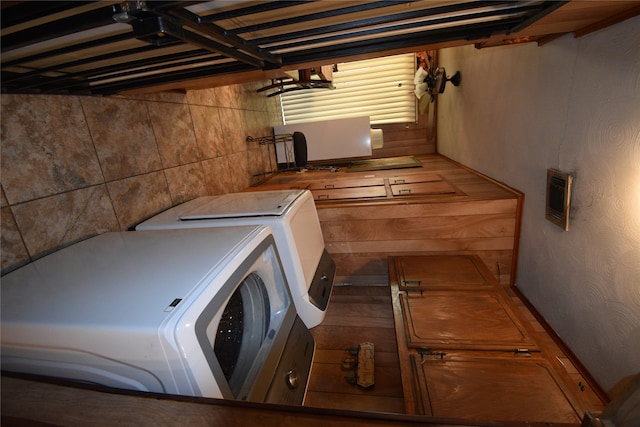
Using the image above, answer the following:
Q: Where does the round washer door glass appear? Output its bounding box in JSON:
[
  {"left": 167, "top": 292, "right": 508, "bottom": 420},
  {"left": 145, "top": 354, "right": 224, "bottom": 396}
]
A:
[{"left": 214, "top": 273, "right": 270, "bottom": 395}]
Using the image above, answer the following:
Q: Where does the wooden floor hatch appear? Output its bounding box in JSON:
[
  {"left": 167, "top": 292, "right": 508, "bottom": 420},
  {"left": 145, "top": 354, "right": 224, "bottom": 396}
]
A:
[{"left": 410, "top": 352, "right": 583, "bottom": 422}]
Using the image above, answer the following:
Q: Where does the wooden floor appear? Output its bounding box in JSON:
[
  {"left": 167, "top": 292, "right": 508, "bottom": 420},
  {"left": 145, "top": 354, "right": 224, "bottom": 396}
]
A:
[{"left": 304, "top": 285, "right": 405, "bottom": 414}]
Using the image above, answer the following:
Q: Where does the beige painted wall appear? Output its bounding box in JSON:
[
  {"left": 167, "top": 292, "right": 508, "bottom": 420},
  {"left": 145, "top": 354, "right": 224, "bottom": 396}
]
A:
[{"left": 437, "top": 16, "right": 640, "bottom": 393}]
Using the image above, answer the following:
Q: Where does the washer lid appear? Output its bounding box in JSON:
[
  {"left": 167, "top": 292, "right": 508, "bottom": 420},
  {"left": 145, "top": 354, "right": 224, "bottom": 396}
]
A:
[{"left": 179, "top": 190, "right": 305, "bottom": 220}]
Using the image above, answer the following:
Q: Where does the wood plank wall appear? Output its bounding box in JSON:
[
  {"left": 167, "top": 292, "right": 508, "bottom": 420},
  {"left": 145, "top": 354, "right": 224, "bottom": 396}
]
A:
[
  {"left": 0, "top": 375, "right": 436, "bottom": 426},
  {"left": 321, "top": 197, "right": 519, "bottom": 286},
  {"left": 305, "top": 285, "right": 404, "bottom": 413},
  {"left": 371, "top": 103, "right": 436, "bottom": 159},
  {"left": 256, "top": 154, "right": 522, "bottom": 286}
]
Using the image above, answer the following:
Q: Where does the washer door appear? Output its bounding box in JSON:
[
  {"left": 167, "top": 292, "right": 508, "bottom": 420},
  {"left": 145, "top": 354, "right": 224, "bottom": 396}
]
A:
[{"left": 214, "top": 273, "right": 270, "bottom": 396}]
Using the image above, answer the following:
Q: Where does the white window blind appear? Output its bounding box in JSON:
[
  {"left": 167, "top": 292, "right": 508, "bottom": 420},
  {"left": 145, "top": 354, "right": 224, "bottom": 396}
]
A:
[{"left": 280, "top": 53, "right": 416, "bottom": 125}]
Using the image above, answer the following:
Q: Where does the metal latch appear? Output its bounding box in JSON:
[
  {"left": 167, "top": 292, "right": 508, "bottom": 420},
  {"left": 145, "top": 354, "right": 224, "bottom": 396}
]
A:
[
  {"left": 400, "top": 280, "right": 424, "bottom": 295},
  {"left": 418, "top": 347, "right": 446, "bottom": 362}
]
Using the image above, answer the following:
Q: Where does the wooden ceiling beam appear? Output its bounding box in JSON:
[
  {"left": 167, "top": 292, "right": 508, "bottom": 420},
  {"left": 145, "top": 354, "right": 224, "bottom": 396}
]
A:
[{"left": 573, "top": 3, "right": 640, "bottom": 38}]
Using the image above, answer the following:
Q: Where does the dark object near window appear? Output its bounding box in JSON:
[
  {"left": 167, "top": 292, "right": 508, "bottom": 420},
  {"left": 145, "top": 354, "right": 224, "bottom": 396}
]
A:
[{"left": 292, "top": 132, "right": 307, "bottom": 168}]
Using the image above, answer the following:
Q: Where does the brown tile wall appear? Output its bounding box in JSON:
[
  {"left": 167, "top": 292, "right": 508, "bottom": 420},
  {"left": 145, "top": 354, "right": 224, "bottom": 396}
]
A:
[{"left": 1, "top": 82, "right": 282, "bottom": 275}]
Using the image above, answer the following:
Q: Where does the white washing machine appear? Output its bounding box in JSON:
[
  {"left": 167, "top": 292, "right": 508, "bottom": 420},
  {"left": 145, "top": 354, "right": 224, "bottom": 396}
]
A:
[
  {"left": 1, "top": 226, "right": 315, "bottom": 404},
  {"left": 136, "top": 189, "right": 335, "bottom": 329}
]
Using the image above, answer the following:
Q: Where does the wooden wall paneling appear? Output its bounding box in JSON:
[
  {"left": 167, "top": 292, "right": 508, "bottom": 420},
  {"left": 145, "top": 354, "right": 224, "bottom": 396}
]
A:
[
  {"left": 372, "top": 112, "right": 435, "bottom": 159},
  {"left": 253, "top": 155, "right": 523, "bottom": 285},
  {"left": 317, "top": 199, "right": 518, "bottom": 221},
  {"left": 389, "top": 265, "right": 422, "bottom": 415},
  {"left": 303, "top": 388, "right": 405, "bottom": 414},
  {"left": 411, "top": 352, "right": 584, "bottom": 423},
  {"left": 306, "top": 285, "right": 405, "bottom": 414},
  {"left": 389, "top": 255, "right": 605, "bottom": 422},
  {"left": 476, "top": 250, "right": 515, "bottom": 286},
  {"left": 310, "top": 325, "right": 397, "bottom": 354},
  {"left": 391, "top": 254, "right": 498, "bottom": 290},
  {"left": 329, "top": 253, "right": 391, "bottom": 285},
  {"left": 313, "top": 186, "right": 388, "bottom": 201},
  {"left": 320, "top": 213, "right": 517, "bottom": 242},
  {"left": 327, "top": 245, "right": 515, "bottom": 286},
  {"left": 317, "top": 197, "right": 519, "bottom": 284},
  {"left": 0, "top": 375, "right": 451, "bottom": 427},
  {"left": 372, "top": 139, "right": 435, "bottom": 159},
  {"left": 399, "top": 289, "right": 539, "bottom": 351}
]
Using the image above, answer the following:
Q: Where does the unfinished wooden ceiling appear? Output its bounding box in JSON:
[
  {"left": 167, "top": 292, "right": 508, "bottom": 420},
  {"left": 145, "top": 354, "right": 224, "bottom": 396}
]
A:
[{"left": 1, "top": 1, "right": 638, "bottom": 95}]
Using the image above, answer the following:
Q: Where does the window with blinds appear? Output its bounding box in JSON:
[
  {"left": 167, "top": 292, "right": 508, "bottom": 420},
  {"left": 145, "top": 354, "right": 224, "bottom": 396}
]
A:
[{"left": 280, "top": 53, "right": 417, "bottom": 125}]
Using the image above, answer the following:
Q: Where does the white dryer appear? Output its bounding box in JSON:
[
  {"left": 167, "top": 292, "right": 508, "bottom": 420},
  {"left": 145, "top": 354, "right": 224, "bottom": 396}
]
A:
[{"left": 136, "top": 190, "right": 335, "bottom": 328}]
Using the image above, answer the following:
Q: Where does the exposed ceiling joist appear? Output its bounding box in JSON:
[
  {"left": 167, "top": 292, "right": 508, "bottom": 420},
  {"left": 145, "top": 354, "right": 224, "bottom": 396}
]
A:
[{"left": 1, "top": 1, "right": 637, "bottom": 95}]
